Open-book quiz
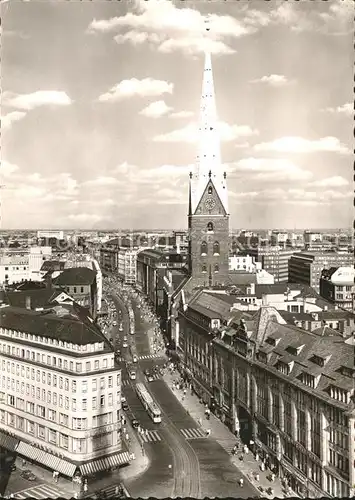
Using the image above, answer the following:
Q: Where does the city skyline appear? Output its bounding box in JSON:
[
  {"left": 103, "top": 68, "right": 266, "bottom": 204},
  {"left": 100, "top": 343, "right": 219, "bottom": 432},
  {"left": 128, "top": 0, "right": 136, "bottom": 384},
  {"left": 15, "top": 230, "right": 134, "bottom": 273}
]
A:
[{"left": 1, "top": 0, "right": 353, "bottom": 230}]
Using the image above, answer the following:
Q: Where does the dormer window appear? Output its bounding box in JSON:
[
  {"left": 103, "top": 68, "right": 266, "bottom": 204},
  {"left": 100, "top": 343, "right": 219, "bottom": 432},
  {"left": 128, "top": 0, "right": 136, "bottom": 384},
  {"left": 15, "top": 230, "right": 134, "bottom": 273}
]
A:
[
  {"left": 310, "top": 354, "right": 330, "bottom": 367},
  {"left": 299, "top": 371, "right": 318, "bottom": 389},
  {"left": 275, "top": 360, "right": 294, "bottom": 375},
  {"left": 286, "top": 344, "right": 304, "bottom": 356},
  {"left": 207, "top": 222, "right": 214, "bottom": 232},
  {"left": 265, "top": 336, "right": 281, "bottom": 346},
  {"left": 329, "top": 385, "right": 350, "bottom": 404}
]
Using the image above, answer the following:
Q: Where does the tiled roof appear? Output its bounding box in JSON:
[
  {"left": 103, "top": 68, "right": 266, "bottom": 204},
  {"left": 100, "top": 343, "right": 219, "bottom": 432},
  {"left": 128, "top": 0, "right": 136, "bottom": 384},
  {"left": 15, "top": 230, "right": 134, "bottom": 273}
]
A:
[
  {"left": 13, "top": 281, "right": 46, "bottom": 291},
  {"left": 40, "top": 260, "right": 65, "bottom": 272},
  {"left": 229, "top": 272, "right": 257, "bottom": 285},
  {"left": 52, "top": 267, "right": 96, "bottom": 286},
  {"left": 0, "top": 303, "right": 109, "bottom": 347},
  {"left": 188, "top": 291, "right": 233, "bottom": 319},
  {"left": 0, "top": 288, "right": 64, "bottom": 310}
]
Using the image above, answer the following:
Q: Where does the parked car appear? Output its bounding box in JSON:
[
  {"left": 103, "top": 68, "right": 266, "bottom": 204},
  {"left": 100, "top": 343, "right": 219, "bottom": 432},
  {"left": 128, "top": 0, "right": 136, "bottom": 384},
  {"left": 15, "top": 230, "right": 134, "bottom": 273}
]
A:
[
  {"left": 131, "top": 418, "right": 139, "bottom": 429},
  {"left": 129, "top": 370, "right": 136, "bottom": 380},
  {"left": 122, "top": 401, "right": 129, "bottom": 411},
  {"left": 144, "top": 369, "right": 154, "bottom": 382},
  {"left": 21, "top": 470, "right": 36, "bottom": 481}
]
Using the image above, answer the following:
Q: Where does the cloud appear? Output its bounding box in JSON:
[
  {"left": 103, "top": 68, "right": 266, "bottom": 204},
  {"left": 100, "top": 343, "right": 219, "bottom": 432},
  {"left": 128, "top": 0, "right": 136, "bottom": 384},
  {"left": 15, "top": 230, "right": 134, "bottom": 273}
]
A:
[
  {"left": 231, "top": 187, "right": 352, "bottom": 205},
  {"left": 139, "top": 100, "right": 172, "bottom": 118},
  {"left": 88, "top": 1, "right": 254, "bottom": 55},
  {"left": 1, "top": 160, "right": 20, "bottom": 178},
  {"left": 83, "top": 176, "right": 120, "bottom": 187},
  {"left": 112, "top": 162, "right": 190, "bottom": 185},
  {"left": 309, "top": 176, "right": 349, "bottom": 188},
  {"left": 98, "top": 78, "right": 173, "bottom": 102},
  {"left": 68, "top": 213, "right": 107, "bottom": 223},
  {"left": 2, "top": 90, "right": 72, "bottom": 110},
  {"left": 250, "top": 74, "right": 290, "bottom": 86},
  {"left": 1, "top": 111, "right": 27, "bottom": 130},
  {"left": 254, "top": 136, "right": 350, "bottom": 155},
  {"left": 170, "top": 110, "right": 194, "bottom": 119},
  {"left": 323, "top": 103, "right": 353, "bottom": 116},
  {"left": 153, "top": 121, "right": 258, "bottom": 143},
  {"left": 230, "top": 158, "right": 312, "bottom": 182}
]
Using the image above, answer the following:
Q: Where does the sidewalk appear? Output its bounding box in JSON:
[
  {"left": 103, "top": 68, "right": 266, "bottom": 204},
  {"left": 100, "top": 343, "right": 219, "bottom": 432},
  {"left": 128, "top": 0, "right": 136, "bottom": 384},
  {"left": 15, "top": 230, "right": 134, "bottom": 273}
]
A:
[
  {"left": 163, "top": 370, "right": 293, "bottom": 499},
  {"left": 119, "top": 418, "right": 150, "bottom": 482}
]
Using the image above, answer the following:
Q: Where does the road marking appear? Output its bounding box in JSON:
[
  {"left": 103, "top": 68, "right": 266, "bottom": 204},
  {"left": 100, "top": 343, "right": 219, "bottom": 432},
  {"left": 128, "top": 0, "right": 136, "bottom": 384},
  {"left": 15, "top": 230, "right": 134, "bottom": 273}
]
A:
[
  {"left": 141, "top": 430, "right": 161, "bottom": 442},
  {"left": 14, "top": 484, "right": 69, "bottom": 499},
  {"left": 181, "top": 428, "right": 207, "bottom": 440}
]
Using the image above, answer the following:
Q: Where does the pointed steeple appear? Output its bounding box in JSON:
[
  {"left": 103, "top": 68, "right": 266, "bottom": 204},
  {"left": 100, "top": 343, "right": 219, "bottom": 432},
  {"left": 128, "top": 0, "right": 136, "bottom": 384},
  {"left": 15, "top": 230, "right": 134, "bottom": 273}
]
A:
[{"left": 190, "top": 51, "right": 228, "bottom": 215}]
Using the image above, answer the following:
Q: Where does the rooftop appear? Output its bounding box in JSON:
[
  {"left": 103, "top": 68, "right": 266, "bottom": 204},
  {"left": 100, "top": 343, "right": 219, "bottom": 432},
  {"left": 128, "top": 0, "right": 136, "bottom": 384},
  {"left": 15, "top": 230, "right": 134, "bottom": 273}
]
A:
[{"left": 52, "top": 267, "right": 96, "bottom": 286}]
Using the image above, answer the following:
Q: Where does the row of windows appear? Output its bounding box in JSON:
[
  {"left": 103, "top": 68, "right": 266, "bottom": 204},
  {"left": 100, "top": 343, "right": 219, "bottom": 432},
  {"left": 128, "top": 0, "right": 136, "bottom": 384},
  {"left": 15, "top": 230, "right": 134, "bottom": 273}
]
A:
[
  {"left": 0, "top": 331, "right": 104, "bottom": 354},
  {"left": 201, "top": 264, "right": 219, "bottom": 273},
  {"left": 0, "top": 411, "right": 114, "bottom": 453},
  {"left": 65, "top": 286, "right": 85, "bottom": 293},
  {"left": 2, "top": 390, "right": 117, "bottom": 414},
  {"left": 200, "top": 241, "right": 220, "bottom": 256},
  {"left": 0, "top": 349, "right": 114, "bottom": 373},
  {"left": 0, "top": 369, "right": 119, "bottom": 391}
]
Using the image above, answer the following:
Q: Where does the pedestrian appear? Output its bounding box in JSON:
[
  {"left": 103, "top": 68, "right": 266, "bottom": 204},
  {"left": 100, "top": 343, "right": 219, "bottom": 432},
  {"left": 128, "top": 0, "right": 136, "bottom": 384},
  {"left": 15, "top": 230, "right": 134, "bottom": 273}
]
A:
[
  {"left": 239, "top": 478, "right": 244, "bottom": 487},
  {"left": 125, "top": 433, "right": 129, "bottom": 441},
  {"left": 255, "top": 452, "right": 259, "bottom": 462},
  {"left": 206, "top": 428, "right": 211, "bottom": 437},
  {"left": 145, "top": 429, "right": 148, "bottom": 436},
  {"left": 260, "top": 461, "right": 265, "bottom": 472},
  {"left": 83, "top": 483, "right": 88, "bottom": 493},
  {"left": 271, "top": 472, "right": 275, "bottom": 482},
  {"left": 255, "top": 473, "right": 260, "bottom": 481}
]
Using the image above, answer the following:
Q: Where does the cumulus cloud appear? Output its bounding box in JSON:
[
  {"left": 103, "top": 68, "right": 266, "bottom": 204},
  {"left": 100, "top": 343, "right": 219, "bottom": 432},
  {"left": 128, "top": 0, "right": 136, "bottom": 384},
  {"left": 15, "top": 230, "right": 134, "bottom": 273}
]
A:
[
  {"left": 88, "top": 1, "right": 254, "bottom": 55},
  {"left": 98, "top": 78, "right": 173, "bottom": 102},
  {"left": 230, "top": 158, "right": 312, "bottom": 182},
  {"left": 112, "top": 162, "right": 190, "bottom": 185},
  {"left": 83, "top": 176, "right": 120, "bottom": 186},
  {"left": 309, "top": 176, "right": 349, "bottom": 188},
  {"left": 254, "top": 136, "right": 350, "bottom": 155},
  {"left": 68, "top": 213, "right": 107, "bottom": 223},
  {"left": 323, "top": 103, "right": 353, "bottom": 116},
  {"left": 1, "top": 160, "right": 20, "bottom": 178},
  {"left": 250, "top": 74, "right": 290, "bottom": 86},
  {"left": 2, "top": 90, "right": 72, "bottom": 110},
  {"left": 153, "top": 121, "right": 258, "bottom": 143},
  {"left": 170, "top": 110, "right": 194, "bottom": 119},
  {"left": 1, "top": 111, "right": 27, "bottom": 130},
  {"left": 139, "top": 100, "right": 172, "bottom": 118}
]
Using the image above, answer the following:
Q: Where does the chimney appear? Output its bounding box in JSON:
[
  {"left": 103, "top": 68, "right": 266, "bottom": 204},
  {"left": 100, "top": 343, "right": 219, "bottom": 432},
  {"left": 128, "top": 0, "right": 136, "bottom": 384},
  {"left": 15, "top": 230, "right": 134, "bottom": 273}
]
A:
[
  {"left": 262, "top": 295, "right": 267, "bottom": 306},
  {"left": 25, "top": 296, "right": 31, "bottom": 310},
  {"left": 250, "top": 282, "right": 255, "bottom": 295}
]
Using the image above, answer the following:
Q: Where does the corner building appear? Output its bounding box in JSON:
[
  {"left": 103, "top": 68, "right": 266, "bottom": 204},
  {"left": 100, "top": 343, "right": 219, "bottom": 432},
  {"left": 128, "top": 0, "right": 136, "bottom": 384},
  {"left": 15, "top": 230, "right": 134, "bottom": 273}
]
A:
[{"left": 0, "top": 304, "right": 129, "bottom": 477}]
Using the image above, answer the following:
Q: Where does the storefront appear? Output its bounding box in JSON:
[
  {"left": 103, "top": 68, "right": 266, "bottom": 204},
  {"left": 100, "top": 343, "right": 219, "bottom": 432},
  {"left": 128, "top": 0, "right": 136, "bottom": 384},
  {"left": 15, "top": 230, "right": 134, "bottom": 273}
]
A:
[{"left": 281, "top": 457, "right": 308, "bottom": 498}]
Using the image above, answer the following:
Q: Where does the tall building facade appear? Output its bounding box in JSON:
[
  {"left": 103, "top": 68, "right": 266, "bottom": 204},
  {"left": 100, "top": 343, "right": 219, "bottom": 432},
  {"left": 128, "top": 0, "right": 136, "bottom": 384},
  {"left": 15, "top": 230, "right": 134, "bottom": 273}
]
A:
[
  {"left": 188, "top": 52, "right": 229, "bottom": 288},
  {"left": 245, "top": 247, "right": 298, "bottom": 283}
]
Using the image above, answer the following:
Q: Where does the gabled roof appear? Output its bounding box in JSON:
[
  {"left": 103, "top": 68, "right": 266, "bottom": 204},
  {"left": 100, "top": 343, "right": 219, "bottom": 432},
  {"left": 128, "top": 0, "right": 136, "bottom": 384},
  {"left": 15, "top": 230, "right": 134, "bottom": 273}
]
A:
[
  {"left": 40, "top": 260, "right": 66, "bottom": 272},
  {"left": 13, "top": 280, "right": 46, "bottom": 291},
  {"left": 229, "top": 273, "right": 257, "bottom": 285},
  {"left": 0, "top": 288, "right": 64, "bottom": 310},
  {"left": 52, "top": 267, "right": 96, "bottom": 286},
  {"left": 188, "top": 290, "right": 233, "bottom": 319}
]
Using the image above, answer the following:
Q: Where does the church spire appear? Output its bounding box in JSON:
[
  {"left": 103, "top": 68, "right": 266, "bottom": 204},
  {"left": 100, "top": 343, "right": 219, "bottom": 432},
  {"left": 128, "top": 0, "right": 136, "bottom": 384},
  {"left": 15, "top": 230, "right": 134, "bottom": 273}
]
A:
[{"left": 190, "top": 51, "right": 228, "bottom": 215}]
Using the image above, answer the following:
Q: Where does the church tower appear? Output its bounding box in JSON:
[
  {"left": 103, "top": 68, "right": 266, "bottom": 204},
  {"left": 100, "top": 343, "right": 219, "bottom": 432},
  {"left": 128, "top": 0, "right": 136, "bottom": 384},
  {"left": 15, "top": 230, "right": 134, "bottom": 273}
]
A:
[{"left": 188, "top": 51, "right": 229, "bottom": 287}]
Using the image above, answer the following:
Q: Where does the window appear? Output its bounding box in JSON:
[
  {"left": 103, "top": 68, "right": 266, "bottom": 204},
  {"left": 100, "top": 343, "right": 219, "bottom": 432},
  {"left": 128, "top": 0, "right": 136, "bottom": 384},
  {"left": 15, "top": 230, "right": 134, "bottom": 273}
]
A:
[
  {"left": 208, "top": 186, "right": 213, "bottom": 194},
  {"left": 80, "top": 287, "right": 84, "bottom": 293},
  {"left": 92, "top": 379, "right": 97, "bottom": 391},
  {"left": 200, "top": 241, "right": 208, "bottom": 256},
  {"left": 38, "top": 425, "right": 45, "bottom": 440},
  {"left": 92, "top": 397, "right": 97, "bottom": 409},
  {"left": 72, "top": 381, "right": 77, "bottom": 393},
  {"left": 82, "top": 399, "right": 87, "bottom": 411},
  {"left": 73, "top": 287, "right": 77, "bottom": 293},
  {"left": 37, "top": 405, "right": 46, "bottom": 418},
  {"left": 60, "top": 434, "right": 69, "bottom": 450},
  {"left": 108, "top": 376, "right": 113, "bottom": 388},
  {"left": 94, "top": 360, "right": 99, "bottom": 370},
  {"left": 72, "top": 438, "right": 86, "bottom": 453},
  {"left": 207, "top": 222, "right": 214, "bottom": 232},
  {"left": 100, "top": 377, "right": 105, "bottom": 389},
  {"left": 27, "top": 421, "right": 35, "bottom": 435},
  {"left": 201, "top": 265, "right": 207, "bottom": 273},
  {"left": 72, "top": 399, "right": 77, "bottom": 411},
  {"left": 48, "top": 430, "right": 56, "bottom": 444},
  {"left": 72, "top": 417, "right": 87, "bottom": 430},
  {"left": 213, "top": 241, "right": 220, "bottom": 255},
  {"left": 76, "top": 363, "right": 82, "bottom": 373},
  {"left": 48, "top": 409, "right": 56, "bottom": 422},
  {"left": 59, "top": 413, "right": 68, "bottom": 426},
  {"left": 103, "top": 359, "right": 108, "bottom": 369},
  {"left": 86, "top": 361, "right": 91, "bottom": 371},
  {"left": 65, "top": 397, "right": 69, "bottom": 410},
  {"left": 100, "top": 395, "right": 105, "bottom": 407},
  {"left": 214, "top": 264, "right": 219, "bottom": 273}
]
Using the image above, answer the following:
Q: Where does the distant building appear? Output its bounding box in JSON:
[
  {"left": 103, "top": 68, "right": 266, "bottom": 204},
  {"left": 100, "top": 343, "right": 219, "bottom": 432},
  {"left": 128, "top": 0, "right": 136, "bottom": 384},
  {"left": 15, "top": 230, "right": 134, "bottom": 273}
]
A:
[
  {"left": 37, "top": 230, "right": 64, "bottom": 241},
  {"left": 0, "top": 301, "right": 128, "bottom": 477},
  {"left": 245, "top": 247, "right": 298, "bottom": 283},
  {"left": 288, "top": 251, "right": 354, "bottom": 293},
  {"left": 52, "top": 267, "right": 98, "bottom": 318},
  {"left": 229, "top": 254, "right": 259, "bottom": 273},
  {"left": 270, "top": 231, "right": 288, "bottom": 247},
  {"left": 320, "top": 266, "right": 355, "bottom": 311},
  {"left": 117, "top": 248, "right": 138, "bottom": 285}
]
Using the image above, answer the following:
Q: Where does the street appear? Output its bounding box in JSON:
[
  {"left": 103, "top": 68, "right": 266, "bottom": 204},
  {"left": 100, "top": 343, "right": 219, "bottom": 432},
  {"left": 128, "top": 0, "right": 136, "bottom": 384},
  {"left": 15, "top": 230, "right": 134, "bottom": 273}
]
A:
[{"left": 105, "top": 278, "right": 259, "bottom": 498}]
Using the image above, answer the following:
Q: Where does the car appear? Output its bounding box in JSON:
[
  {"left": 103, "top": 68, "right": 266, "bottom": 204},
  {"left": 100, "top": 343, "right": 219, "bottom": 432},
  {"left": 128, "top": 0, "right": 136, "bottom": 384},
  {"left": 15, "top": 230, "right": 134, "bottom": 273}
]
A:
[
  {"left": 129, "top": 371, "right": 136, "bottom": 380},
  {"left": 131, "top": 418, "right": 139, "bottom": 429},
  {"left": 144, "top": 370, "right": 154, "bottom": 382},
  {"left": 116, "top": 349, "right": 121, "bottom": 356},
  {"left": 20, "top": 470, "right": 36, "bottom": 481},
  {"left": 113, "top": 321, "right": 117, "bottom": 326},
  {"left": 122, "top": 401, "right": 129, "bottom": 411},
  {"left": 121, "top": 395, "right": 126, "bottom": 403},
  {"left": 122, "top": 341, "right": 128, "bottom": 348}
]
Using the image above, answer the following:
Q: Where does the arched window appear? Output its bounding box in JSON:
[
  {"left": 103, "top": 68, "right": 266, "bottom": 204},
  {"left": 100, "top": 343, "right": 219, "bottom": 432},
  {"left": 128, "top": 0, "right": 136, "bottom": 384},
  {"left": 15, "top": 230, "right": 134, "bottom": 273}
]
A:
[
  {"left": 202, "top": 265, "right": 207, "bottom": 273},
  {"left": 200, "top": 241, "right": 208, "bottom": 256},
  {"left": 214, "top": 264, "right": 219, "bottom": 273},
  {"left": 208, "top": 186, "right": 213, "bottom": 195},
  {"left": 213, "top": 241, "right": 220, "bottom": 255},
  {"left": 207, "top": 222, "right": 214, "bottom": 232}
]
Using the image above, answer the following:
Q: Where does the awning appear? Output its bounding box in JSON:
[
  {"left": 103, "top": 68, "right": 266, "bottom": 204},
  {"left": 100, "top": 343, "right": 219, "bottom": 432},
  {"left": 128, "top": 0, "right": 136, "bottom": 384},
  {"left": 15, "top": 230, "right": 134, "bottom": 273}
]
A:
[
  {"left": 79, "top": 452, "right": 131, "bottom": 476},
  {"left": 16, "top": 441, "right": 41, "bottom": 461},
  {"left": 0, "top": 432, "right": 19, "bottom": 451},
  {"left": 35, "top": 451, "right": 61, "bottom": 471},
  {"left": 55, "top": 459, "right": 77, "bottom": 477}
]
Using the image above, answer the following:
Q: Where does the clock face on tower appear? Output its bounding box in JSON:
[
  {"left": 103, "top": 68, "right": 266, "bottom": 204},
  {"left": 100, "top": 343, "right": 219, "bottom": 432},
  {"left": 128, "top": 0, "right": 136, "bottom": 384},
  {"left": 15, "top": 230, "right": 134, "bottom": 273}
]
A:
[{"left": 204, "top": 197, "right": 216, "bottom": 211}]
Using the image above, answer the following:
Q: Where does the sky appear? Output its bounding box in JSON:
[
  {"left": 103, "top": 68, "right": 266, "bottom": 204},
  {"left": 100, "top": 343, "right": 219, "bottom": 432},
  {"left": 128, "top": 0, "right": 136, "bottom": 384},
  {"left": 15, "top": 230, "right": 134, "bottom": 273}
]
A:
[{"left": 1, "top": 0, "right": 353, "bottom": 230}]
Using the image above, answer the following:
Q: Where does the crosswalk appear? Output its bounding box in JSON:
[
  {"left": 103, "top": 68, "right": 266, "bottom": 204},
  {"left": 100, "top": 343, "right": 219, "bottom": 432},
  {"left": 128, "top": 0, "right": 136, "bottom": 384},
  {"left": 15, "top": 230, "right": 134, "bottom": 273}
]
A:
[
  {"left": 13, "top": 484, "right": 69, "bottom": 499},
  {"left": 180, "top": 427, "right": 207, "bottom": 440},
  {"left": 140, "top": 430, "right": 161, "bottom": 443},
  {"left": 138, "top": 353, "right": 163, "bottom": 360}
]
